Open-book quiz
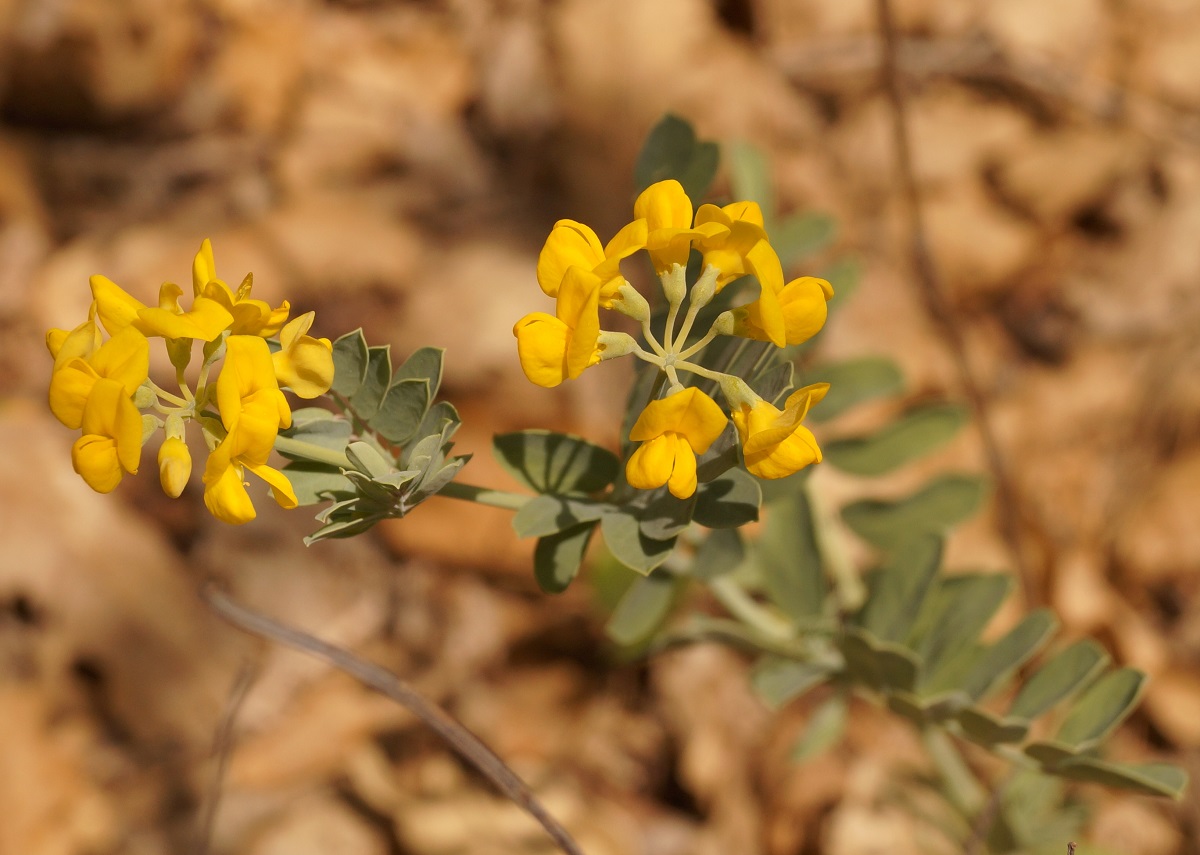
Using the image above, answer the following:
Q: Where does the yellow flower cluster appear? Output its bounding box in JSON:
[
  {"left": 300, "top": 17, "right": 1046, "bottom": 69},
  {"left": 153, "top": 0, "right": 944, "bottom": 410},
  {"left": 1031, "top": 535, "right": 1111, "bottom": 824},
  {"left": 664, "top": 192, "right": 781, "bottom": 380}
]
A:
[
  {"left": 47, "top": 240, "right": 336, "bottom": 524},
  {"left": 514, "top": 180, "right": 834, "bottom": 499}
]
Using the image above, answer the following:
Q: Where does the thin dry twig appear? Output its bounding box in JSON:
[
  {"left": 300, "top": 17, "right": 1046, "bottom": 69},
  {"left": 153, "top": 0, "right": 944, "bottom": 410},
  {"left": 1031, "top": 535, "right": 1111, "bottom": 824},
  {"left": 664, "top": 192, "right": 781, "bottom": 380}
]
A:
[
  {"left": 202, "top": 583, "right": 585, "bottom": 855},
  {"left": 192, "top": 660, "right": 259, "bottom": 855},
  {"left": 872, "top": 0, "right": 1038, "bottom": 605}
]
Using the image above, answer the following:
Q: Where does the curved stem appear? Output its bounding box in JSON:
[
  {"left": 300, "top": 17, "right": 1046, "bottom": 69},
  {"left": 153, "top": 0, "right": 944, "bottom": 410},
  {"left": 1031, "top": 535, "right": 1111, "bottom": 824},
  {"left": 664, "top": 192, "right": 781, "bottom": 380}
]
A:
[
  {"left": 672, "top": 302, "right": 704, "bottom": 351},
  {"left": 708, "top": 576, "right": 794, "bottom": 641},
  {"left": 439, "top": 481, "right": 532, "bottom": 511},
  {"left": 672, "top": 359, "right": 727, "bottom": 384},
  {"left": 805, "top": 478, "right": 866, "bottom": 613},
  {"left": 149, "top": 380, "right": 189, "bottom": 408},
  {"left": 923, "top": 727, "right": 986, "bottom": 817},
  {"left": 641, "top": 319, "right": 667, "bottom": 357},
  {"left": 661, "top": 300, "right": 681, "bottom": 352},
  {"left": 676, "top": 325, "right": 722, "bottom": 361},
  {"left": 203, "top": 585, "right": 585, "bottom": 855},
  {"left": 272, "top": 435, "right": 353, "bottom": 469}
]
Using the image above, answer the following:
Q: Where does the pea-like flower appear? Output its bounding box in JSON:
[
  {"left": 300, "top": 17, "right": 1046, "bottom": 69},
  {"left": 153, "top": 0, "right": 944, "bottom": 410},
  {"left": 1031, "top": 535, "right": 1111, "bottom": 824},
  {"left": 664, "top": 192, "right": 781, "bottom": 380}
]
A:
[
  {"left": 217, "top": 335, "right": 293, "bottom": 460},
  {"left": 731, "top": 383, "right": 829, "bottom": 480},
  {"left": 272, "top": 312, "right": 335, "bottom": 398},
  {"left": 626, "top": 388, "right": 728, "bottom": 499},
  {"left": 202, "top": 335, "right": 296, "bottom": 524},
  {"left": 47, "top": 239, "right": 334, "bottom": 522},
  {"left": 202, "top": 435, "right": 298, "bottom": 525},
  {"left": 634, "top": 179, "right": 710, "bottom": 273},
  {"left": 71, "top": 377, "right": 144, "bottom": 493},
  {"left": 49, "top": 326, "right": 149, "bottom": 430},
  {"left": 90, "top": 275, "right": 234, "bottom": 341},
  {"left": 733, "top": 276, "right": 833, "bottom": 346},
  {"left": 536, "top": 219, "right": 647, "bottom": 306},
  {"left": 192, "top": 239, "right": 290, "bottom": 336},
  {"left": 514, "top": 267, "right": 603, "bottom": 388}
]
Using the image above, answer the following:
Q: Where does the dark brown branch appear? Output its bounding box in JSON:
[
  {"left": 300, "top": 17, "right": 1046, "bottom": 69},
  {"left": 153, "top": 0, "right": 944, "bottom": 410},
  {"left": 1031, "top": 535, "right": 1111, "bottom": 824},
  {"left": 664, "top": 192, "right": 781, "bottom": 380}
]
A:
[
  {"left": 202, "top": 583, "right": 585, "bottom": 855},
  {"left": 873, "top": 0, "right": 1039, "bottom": 605},
  {"left": 192, "top": 660, "right": 259, "bottom": 855}
]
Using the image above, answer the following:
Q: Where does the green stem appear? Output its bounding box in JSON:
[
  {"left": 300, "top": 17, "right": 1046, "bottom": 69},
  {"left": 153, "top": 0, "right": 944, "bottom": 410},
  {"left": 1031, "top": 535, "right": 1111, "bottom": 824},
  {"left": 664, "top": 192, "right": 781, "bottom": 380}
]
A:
[
  {"left": 673, "top": 359, "right": 728, "bottom": 384},
  {"left": 651, "top": 615, "right": 830, "bottom": 661},
  {"left": 149, "top": 380, "right": 189, "bottom": 408},
  {"left": 273, "top": 435, "right": 353, "bottom": 469},
  {"left": 708, "top": 576, "right": 794, "bottom": 641},
  {"left": 661, "top": 299, "right": 681, "bottom": 352},
  {"left": 806, "top": 478, "right": 866, "bottom": 612},
  {"left": 439, "top": 481, "right": 532, "bottom": 511},
  {"left": 641, "top": 318, "right": 667, "bottom": 357},
  {"left": 923, "top": 727, "right": 987, "bottom": 817},
  {"left": 676, "top": 325, "right": 722, "bottom": 361}
]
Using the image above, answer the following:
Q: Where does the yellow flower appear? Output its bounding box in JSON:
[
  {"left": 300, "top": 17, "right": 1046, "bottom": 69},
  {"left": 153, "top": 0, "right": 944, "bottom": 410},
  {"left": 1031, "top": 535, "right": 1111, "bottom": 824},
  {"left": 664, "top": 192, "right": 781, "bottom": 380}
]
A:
[
  {"left": 633, "top": 179, "right": 710, "bottom": 273},
  {"left": 514, "top": 267, "right": 603, "bottom": 388},
  {"left": 626, "top": 387, "right": 728, "bottom": 499},
  {"left": 272, "top": 312, "right": 334, "bottom": 398},
  {"left": 90, "top": 275, "right": 233, "bottom": 341},
  {"left": 158, "top": 436, "right": 192, "bottom": 498},
  {"left": 733, "top": 276, "right": 833, "bottom": 346},
  {"left": 203, "top": 334, "right": 297, "bottom": 524},
  {"left": 536, "top": 218, "right": 647, "bottom": 306},
  {"left": 71, "top": 377, "right": 143, "bottom": 493},
  {"left": 691, "top": 203, "right": 787, "bottom": 346},
  {"left": 49, "top": 327, "right": 149, "bottom": 430},
  {"left": 217, "top": 335, "right": 292, "bottom": 461},
  {"left": 47, "top": 309, "right": 102, "bottom": 371},
  {"left": 202, "top": 434, "right": 297, "bottom": 525},
  {"left": 192, "top": 239, "right": 290, "bottom": 336},
  {"left": 731, "top": 383, "right": 829, "bottom": 479}
]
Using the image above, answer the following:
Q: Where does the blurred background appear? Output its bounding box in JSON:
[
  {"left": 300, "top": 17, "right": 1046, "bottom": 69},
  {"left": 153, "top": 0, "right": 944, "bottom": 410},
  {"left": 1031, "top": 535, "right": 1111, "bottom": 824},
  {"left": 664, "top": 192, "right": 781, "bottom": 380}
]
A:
[{"left": 2, "top": 0, "right": 1199, "bottom": 853}]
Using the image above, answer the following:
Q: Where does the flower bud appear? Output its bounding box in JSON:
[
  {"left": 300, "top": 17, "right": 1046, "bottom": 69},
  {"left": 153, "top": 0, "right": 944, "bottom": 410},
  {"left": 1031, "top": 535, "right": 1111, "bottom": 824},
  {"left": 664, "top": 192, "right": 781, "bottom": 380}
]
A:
[
  {"left": 597, "top": 332, "right": 639, "bottom": 361},
  {"left": 611, "top": 284, "right": 650, "bottom": 323},
  {"left": 660, "top": 263, "right": 687, "bottom": 307},
  {"left": 717, "top": 375, "right": 761, "bottom": 412},
  {"left": 158, "top": 436, "right": 192, "bottom": 498}
]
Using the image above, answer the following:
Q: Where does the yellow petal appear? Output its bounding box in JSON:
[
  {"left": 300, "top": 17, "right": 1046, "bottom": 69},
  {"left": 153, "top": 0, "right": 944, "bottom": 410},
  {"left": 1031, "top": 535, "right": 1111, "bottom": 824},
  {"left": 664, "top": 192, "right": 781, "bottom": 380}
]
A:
[
  {"left": 742, "top": 424, "right": 822, "bottom": 479},
  {"left": 273, "top": 312, "right": 334, "bottom": 398},
  {"left": 634, "top": 180, "right": 693, "bottom": 232},
  {"left": 218, "top": 335, "right": 281, "bottom": 425},
  {"left": 665, "top": 434, "right": 698, "bottom": 499},
  {"left": 48, "top": 313, "right": 102, "bottom": 369},
  {"left": 625, "top": 435, "right": 674, "bottom": 491},
  {"left": 158, "top": 436, "right": 193, "bottom": 498},
  {"left": 536, "top": 220, "right": 605, "bottom": 298},
  {"left": 203, "top": 446, "right": 256, "bottom": 525},
  {"left": 193, "top": 238, "right": 217, "bottom": 296},
  {"left": 138, "top": 295, "right": 234, "bottom": 341},
  {"left": 736, "top": 276, "right": 831, "bottom": 346},
  {"left": 732, "top": 389, "right": 827, "bottom": 480},
  {"left": 278, "top": 311, "right": 314, "bottom": 349},
  {"left": 514, "top": 312, "right": 570, "bottom": 388},
  {"left": 694, "top": 204, "right": 733, "bottom": 231},
  {"left": 78, "top": 377, "right": 143, "bottom": 478},
  {"left": 274, "top": 336, "right": 334, "bottom": 398},
  {"left": 90, "top": 274, "right": 147, "bottom": 336},
  {"left": 89, "top": 327, "right": 150, "bottom": 395},
  {"left": 555, "top": 268, "right": 602, "bottom": 379},
  {"left": 595, "top": 218, "right": 648, "bottom": 297},
  {"left": 721, "top": 200, "right": 764, "bottom": 227},
  {"left": 628, "top": 388, "right": 726, "bottom": 453},
  {"left": 247, "top": 462, "right": 298, "bottom": 510},
  {"left": 49, "top": 359, "right": 98, "bottom": 429},
  {"left": 625, "top": 433, "right": 699, "bottom": 498},
  {"left": 72, "top": 434, "right": 123, "bottom": 493}
]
